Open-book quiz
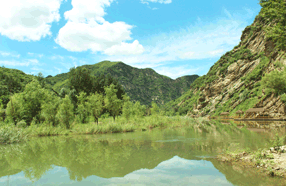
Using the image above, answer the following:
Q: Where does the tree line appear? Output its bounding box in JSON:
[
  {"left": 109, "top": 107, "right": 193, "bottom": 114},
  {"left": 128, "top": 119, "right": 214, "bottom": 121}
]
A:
[{"left": 0, "top": 67, "right": 160, "bottom": 128}]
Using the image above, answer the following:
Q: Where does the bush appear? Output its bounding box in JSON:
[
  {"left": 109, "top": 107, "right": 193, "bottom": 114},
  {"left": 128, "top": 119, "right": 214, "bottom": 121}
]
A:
[
  {"left": 261, "top": 69, "right": 286, "bottom": 95},
  {"left": 16, "top": 120, "right": 27, "bottom": 128},
  {"left": 281, "top": 94, "right": 286, "bottom": 103},
  {"left": 0, "top": 125, "right": 25, "bottom": 144}
]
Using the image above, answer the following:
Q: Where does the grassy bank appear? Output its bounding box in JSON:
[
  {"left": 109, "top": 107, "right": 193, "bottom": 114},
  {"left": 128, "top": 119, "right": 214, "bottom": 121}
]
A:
[{"left": 0, "top": 115, "right": 207, "bottom": 144}]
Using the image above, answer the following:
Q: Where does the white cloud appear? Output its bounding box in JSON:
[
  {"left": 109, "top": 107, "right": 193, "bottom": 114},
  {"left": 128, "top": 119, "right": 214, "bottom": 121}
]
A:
[
  {"left": 223, "top": 8, "right": 233, "bottom": 20},
  {"left": 56, "top": 20, "right": 133, "bottom": 52},
  {"left": 0, "top": 0, "right": 62, "bottom": 41},
  {"left": 56, "top": 0, "right": 144, "bottom": 55},
  {"left": 64, "top": 0, "right": 112, "bottom": 23},
  {"left": 141, "top": 0, "right": 172, "bottom": 5},
  {"left": 50, "top": 55, "right": 64, "bottom": 60},
  {"left": 0, "top": 51, "right": 20, "bottom": 58},
  {"left": 154, "top": 65, "right": 200, "bottom": 79},
  {"left": 54, "top": 67, "right": 62, "bottom": 74},
  {"left": 209, "top": 49, "right": 224, "bottom": 56},
  {"left": 104, "top": 40, "right": 144, "bottom": 55},
  {"left": 0, "top": 59, "right": 38, "bottom": 67},
  {"left": 28, "top": 52, "right": 44, "bottom": 58},
  {"left": 106, "top": 8, "right": 255, "bottom": 70},
  {"left": 68, "top": 56, "right": 77, "bottom": 61}
]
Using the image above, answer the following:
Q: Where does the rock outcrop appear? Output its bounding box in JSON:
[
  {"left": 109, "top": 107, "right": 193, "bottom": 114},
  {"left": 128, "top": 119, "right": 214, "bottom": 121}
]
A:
[{"left": 172, "top": 5, "right": 286, "bottom": 118}]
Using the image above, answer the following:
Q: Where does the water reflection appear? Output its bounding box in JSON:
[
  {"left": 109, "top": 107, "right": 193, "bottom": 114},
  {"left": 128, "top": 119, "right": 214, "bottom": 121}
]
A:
[{"left": 0, "top": 120, "right": 286, "bottom": 185}]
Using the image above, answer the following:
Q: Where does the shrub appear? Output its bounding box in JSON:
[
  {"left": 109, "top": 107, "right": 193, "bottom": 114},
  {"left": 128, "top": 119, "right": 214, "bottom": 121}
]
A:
[
  {"left": 16, "top": 120, "right": 27, "bottom": 128},
  {"left": 261, "top": 69, "right": 286, "bottom": 95},
  {"left": 281, "top": 94, "right": 286, "bottom": 103},
  {"left": 271, "top": 133, "right": 284, "bottom": 151}
]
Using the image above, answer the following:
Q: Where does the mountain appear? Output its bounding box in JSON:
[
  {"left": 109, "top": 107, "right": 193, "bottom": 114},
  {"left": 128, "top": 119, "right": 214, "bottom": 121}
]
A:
[
  {"left": 46, "top": 61, "right": 199, "bottom": 106},
  {"left": 165, "top": 1, "right": 286, "bottom": 118}
]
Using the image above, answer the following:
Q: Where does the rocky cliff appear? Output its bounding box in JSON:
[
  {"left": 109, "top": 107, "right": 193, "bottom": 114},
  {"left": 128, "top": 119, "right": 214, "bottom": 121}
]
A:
[{"left": 167, "top": 1, "right": 286, "bottom": 118}]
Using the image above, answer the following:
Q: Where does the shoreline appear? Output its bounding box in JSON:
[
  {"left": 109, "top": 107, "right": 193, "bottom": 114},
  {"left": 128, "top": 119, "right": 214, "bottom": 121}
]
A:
[
  {"left": 0, "top": 116, "right": 208, "bottom": 144},
  {"left": 216, "top": 146, "right": 286, "bottom": 178}
]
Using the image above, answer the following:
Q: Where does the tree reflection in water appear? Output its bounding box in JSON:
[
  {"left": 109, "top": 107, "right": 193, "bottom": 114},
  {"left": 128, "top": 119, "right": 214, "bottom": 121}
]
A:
[{"left": 0, "top": 120, "right": 285, "bottom": 185}]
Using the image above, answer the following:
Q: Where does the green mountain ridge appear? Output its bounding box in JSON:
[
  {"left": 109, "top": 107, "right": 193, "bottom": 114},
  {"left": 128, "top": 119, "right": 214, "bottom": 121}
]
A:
[
  {"left": 46, "top": 60, "right": 199, "bottom": 106},
  {"left": 0, "top": 61, "right": 199, "bottom": 107}
]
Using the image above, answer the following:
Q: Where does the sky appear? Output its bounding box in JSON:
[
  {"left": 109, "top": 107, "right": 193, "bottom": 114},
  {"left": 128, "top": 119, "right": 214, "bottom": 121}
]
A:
[{"left": 0, "top": 0, "right": 261, "bottom": 79}]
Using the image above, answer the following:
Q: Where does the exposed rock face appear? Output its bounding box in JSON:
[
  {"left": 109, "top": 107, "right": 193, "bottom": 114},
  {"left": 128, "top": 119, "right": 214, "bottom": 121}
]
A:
[{"left": 180, "top": 12, "right": 286, "bottom": 118}]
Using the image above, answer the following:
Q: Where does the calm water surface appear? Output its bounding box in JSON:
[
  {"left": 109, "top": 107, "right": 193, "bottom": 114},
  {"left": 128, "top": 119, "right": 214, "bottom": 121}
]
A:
[{"left": 1, "top": 120, "right": 286, "bottom": 186}]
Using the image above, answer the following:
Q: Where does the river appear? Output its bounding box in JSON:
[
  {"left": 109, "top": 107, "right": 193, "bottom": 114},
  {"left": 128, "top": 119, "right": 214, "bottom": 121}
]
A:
[{"left": 0, "top": 120, "right": 286, "bottom": 185}]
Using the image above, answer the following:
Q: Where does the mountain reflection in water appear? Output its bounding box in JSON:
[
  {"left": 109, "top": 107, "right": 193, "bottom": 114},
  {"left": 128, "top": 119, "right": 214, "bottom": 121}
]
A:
[{"left": 0, "top": 120, "right": 286, "bottom": 186}]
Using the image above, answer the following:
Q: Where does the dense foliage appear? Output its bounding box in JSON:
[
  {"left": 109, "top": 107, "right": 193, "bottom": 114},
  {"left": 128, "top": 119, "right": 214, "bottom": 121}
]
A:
[
  {"left": 259, "top": 0, "right": 286, "bottom": 50},
  {"left": 0, "top": 67, "right": 34, "bottom": 108},
  {"left": 261, "top": 68, "right": 286, "bottom": 96}
]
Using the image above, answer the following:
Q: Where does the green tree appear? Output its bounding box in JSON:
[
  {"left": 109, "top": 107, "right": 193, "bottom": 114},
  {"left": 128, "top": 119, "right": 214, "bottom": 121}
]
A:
[
  {"left": 150, "top": 101, "right": 159, "bottom": 116},
  {"left": 104, "top": 84, "right": 122, "bottom": 121},
  {"left": 132, "top": 101, "right": 146, "bottom": 118},
  {"left": 5, "top": 79, "right": 54, "bottom": 125},
  {"left": 20, "top": 79, "right": 51, "bottom": 125},
  {"left": 0, "top": 99, "right": 4, "bottom": 121},
  {"left": 56, "top": 95, "right": 74, "bottom": 129},
  {"left": 68, "top": 67, "right": 94, "bottom": 96},
  {"left": 59, "top": 88, "right": 68, "bottom": 98},
  {"left": 76, "top": 92, "right": 89, "bottom": 123},
  {"left": 261, "top": 69, "right": 286, "bottom": 95},
  {"left": 87, "top": 93, "right": 104, "bottom": 125},
  {"left": 35, "top": 72, "right": 46, "bottom": 88},
  {"left": 122, "top": 95, "right": 133, "bottom": 120},
  {"left": 6, "top": 94, "right": 23, "bottom": 125},
  {"left": 41, "top": 95, "right": 61, "bottom": 126}
]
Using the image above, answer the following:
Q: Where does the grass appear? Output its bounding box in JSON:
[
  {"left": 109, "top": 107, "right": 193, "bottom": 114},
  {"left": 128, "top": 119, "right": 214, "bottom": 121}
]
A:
[{"left": 0, "top": 115, "right": 202, "bottom": 144}]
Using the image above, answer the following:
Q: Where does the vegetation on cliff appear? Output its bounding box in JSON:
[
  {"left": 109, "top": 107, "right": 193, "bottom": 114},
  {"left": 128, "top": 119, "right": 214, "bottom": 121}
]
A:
[{"left": 164, "top": 0, "right": 286, "bottom": 118}]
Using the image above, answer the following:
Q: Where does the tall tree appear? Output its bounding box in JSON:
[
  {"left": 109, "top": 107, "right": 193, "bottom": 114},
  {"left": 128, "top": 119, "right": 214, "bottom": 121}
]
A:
[
  {"left": 132, "top": 101, "right": 146, "bottom": 118},
  {"left": 122, "top": 95, "right": 133, "bottom": 120},
  {"left": 68, "top": 67, "right": 94, "bottom": 96},
  {"left": 87, "top": 93, "right": 104, "bottom": 125},
  {"left": 41, "top": 95, "right": 61, "bottom": 126},
  {"left": 76, "top": 92, "right": 89, "bottom": 123},
  {"left": 150, "top": 101, "right": 159, "bottom": 116},
  {"left": 56, "top": 95, "right": 74, "bottom": 129},
  {"left": 104, "top": 84, "right": 122, "bottom": 121}
]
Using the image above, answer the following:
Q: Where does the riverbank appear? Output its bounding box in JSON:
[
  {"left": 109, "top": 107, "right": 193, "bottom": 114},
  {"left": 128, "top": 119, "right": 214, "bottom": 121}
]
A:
[
  {"left": 217, "top": 144, "right": 286, "bottom": 178},
  {"left": 0, "top": 115, "right": 208, "bottom": 144}
]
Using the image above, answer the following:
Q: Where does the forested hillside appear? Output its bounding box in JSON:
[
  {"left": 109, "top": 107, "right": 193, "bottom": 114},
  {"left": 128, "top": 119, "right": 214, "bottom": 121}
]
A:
[
  {"left": 46, "top": 61, "right": 199, "bottom": 106},
  {"left": 0, "top": 67, "right": 34, "bottom": 107}
]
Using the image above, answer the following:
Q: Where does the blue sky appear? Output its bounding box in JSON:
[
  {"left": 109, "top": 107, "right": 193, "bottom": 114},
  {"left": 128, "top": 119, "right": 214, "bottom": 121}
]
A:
[{"left": 0, "top": 0, "right": 261, "bottom": 79}]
